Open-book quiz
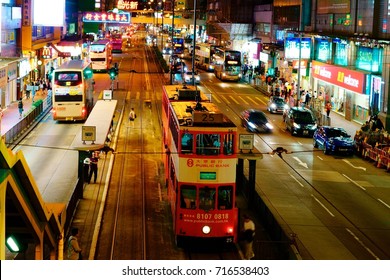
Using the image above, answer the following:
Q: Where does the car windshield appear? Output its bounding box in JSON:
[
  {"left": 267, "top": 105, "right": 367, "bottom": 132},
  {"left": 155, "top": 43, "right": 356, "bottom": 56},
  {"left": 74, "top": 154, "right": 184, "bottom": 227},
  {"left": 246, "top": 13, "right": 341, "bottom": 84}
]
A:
[
  {"left": 326, "top": 129, "right": 348, "bottom": 138},
  {"left": 249, "top": 112, "right": 267, "bottom": 122},
  {"left": 273, "top": 98, "right": 285, "bottom": 104},
  {"left": 294, "top": 112, "right": 314, "bottom": 123}
]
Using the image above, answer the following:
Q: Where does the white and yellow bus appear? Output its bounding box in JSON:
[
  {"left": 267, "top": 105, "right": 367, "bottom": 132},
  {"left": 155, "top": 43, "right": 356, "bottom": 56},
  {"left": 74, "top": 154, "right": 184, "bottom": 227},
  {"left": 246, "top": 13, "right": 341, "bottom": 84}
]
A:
[{"left": 52, "top": 60, "right": 94, "bottom": 121}]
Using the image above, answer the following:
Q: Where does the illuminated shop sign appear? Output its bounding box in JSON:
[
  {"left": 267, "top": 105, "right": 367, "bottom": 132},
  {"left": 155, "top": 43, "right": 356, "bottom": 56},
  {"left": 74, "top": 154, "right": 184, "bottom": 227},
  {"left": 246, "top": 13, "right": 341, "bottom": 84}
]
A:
[
  {"left": 285, "top": 37, "right": 311, "bottom": 60},
  {"left": 315, "top": 38, "right": 331, "bottom": 62},
  {"left": 334, "top": 42, "right": 348, "bottom": 66},
  {"left": 312, "top": 60, "right": 365, "bottom": 93},
  {"left": 82, "top": 12, "right": 130, "bottom": 23},
  {"left": 356, "top": 46, "right": 382, "bottom": 73},
  {"left": 117, "top": 0, "right": 138, "bottom": 10}
]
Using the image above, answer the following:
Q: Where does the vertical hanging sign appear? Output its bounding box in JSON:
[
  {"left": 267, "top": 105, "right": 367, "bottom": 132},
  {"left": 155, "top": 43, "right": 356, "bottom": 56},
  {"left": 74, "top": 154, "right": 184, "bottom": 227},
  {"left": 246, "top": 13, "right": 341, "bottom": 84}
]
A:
[{"left": 22, "top": 0, "right": 31, "bottom": 26}]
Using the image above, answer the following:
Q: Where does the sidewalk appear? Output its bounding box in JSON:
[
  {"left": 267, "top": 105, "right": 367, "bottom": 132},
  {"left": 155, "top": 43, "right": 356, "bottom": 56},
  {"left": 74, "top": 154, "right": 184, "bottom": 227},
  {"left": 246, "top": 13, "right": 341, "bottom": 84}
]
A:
[{"left": 0, "top": 91, "right": 47, "bottom": 136}]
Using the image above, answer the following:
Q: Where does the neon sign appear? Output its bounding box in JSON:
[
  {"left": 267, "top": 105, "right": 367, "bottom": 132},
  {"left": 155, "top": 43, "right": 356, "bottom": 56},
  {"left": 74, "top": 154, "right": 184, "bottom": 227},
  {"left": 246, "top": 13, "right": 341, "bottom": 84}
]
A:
[
  {"left": 117, "top": 0, "right": 138, "bottom": 10},
  {"left": 82, "top": 12, "right": 130, "bottom": 23}
]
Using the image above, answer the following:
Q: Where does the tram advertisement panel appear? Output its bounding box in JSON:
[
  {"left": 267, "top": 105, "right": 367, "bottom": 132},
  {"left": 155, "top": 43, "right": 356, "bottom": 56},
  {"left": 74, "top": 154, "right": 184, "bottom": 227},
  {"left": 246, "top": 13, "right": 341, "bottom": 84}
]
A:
[{"left": 177, "top": 158, "right": 237, "bottom": 183}]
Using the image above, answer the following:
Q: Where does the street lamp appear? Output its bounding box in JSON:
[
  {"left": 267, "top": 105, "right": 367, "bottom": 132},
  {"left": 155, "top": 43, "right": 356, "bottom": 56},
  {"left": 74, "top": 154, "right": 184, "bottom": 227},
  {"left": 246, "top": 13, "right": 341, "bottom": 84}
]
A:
[
  {"left": 160, "top": 0, "right": 165, "bottom": 50},
  {"left": 170, "top": 0, "right": 175, "bottom": 84}
]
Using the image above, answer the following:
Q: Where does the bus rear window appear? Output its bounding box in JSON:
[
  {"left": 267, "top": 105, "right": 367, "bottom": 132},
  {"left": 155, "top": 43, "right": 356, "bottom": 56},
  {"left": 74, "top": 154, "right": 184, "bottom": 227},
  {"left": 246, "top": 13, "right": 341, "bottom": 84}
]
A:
[{"left": 54, "top": 71, "right": 82, "bottom": 86}]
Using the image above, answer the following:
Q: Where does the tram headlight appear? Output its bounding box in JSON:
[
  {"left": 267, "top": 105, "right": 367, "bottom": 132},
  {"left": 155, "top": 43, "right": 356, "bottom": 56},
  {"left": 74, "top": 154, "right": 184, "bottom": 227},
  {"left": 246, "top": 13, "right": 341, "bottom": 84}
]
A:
[{"left": 202, "top": 225, "right": 211, "bottom": 235}]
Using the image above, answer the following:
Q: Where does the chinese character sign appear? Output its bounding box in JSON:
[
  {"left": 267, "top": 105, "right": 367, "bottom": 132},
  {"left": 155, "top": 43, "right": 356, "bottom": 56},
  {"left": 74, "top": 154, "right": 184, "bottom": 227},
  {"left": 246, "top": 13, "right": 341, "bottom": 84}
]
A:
[
  {"left": 82, "top": 12, "right": 131, "bottom": 23},
  {"left": 285, "top": 37, "right": 311, "bottom": 60}
]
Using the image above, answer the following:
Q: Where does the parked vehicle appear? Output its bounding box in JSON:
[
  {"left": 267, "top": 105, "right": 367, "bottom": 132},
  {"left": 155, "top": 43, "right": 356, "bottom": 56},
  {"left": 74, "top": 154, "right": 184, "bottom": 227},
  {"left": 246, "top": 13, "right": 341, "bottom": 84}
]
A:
[
  {"left": 313, "top": 126, "right": 355, "bottom": 155},
  {"left": 240, "top": 109, "right": 274, "bottom": 133},
  {"left": 285, "top": 107, "right": 317, "bottom": 137},
  {"left": 267, "top": 96, "right": 289, "bottom": 114}
]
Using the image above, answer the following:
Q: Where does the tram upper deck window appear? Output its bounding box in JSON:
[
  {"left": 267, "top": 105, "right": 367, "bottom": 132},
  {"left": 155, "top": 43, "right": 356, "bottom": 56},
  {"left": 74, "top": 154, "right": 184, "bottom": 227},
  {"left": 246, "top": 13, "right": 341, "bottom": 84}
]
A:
[
  {"left": 199, "top": 187, "right": 216, "bottom": 211},
  {"left": 218, "top": 186, "right": 233, "bottom": 210},
  {"left": 180, "top": 185, "right": 196, "bottom": 209},
  {"left": 223, "top": 133, "right": 235, "bottom": 155},
  {"left": 181, "top": 132, "right": 193, "bottom": 154},
  {"left": 196, "top": 134, "right": 220, "bottom": 155}
]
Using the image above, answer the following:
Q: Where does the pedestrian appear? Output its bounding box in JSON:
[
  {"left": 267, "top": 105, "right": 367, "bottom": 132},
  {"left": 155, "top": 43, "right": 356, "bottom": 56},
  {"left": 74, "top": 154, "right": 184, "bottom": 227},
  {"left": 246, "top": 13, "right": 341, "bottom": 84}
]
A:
[
  {"left": 18, "top": 98, "right": 24, "bottom": 118},
  {"left": 83, "top": 156, "right": 91, "bottom": 183},
  {"left": 31, "top": 81, "right": 36, "bottom": 102},
  {"left": 129, "top": 108, "right": 136, "bottom": 127},
  {"left": 325, "top": 101, "right": 332, "bottom": 117},
  {"left": 88, "top": 151, "right": 99, "bottom": 184},
  {"left": 67, "top": 227, "right": 82, "bottom": 260},
  {"left": 242, "top": 215, "right": 255, "bottom": 260}
]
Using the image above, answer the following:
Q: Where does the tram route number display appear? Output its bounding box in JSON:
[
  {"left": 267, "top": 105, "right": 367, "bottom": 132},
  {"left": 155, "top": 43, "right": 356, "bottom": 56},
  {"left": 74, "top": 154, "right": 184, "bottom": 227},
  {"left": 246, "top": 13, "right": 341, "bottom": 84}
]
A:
[{"left": 192, "top": 111, "right": 223, "bottom": 123}]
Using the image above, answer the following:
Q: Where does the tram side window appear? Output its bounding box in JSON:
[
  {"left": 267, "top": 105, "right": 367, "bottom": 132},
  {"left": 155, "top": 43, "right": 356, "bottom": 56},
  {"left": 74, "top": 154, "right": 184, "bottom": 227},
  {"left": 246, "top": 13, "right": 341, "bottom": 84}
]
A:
[
  {"left": 181, "top": 133, "right": 193, "bottom": 154},
  {"left": 196, "top": 134, "right": 220, "bottom": 155},
  {"left": 223, "top": 134, "right": 234, "bottom": 155},
  {"left": 180, "top": 185, "right": 196, "bottom": 209},
  {"left": 199, "top": 187, "right": 216, "bottom": 211},
  {"left": 218, "top": 186, "right": 233, "bottom": 210}
]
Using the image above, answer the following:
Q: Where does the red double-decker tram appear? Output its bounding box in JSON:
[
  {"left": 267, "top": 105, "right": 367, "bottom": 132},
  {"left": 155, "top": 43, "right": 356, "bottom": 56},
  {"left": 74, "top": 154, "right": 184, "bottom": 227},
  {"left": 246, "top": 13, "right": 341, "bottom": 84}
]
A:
[{"left": 162, "top": 85, "right": 239, "bottom": 246}]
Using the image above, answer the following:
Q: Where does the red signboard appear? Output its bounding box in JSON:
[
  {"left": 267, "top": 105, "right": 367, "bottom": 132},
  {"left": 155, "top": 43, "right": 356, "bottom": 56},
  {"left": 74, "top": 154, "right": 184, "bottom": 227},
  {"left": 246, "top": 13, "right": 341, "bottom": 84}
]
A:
[{"left": 311, "top": 60, "right": 365, "bottom": 93}]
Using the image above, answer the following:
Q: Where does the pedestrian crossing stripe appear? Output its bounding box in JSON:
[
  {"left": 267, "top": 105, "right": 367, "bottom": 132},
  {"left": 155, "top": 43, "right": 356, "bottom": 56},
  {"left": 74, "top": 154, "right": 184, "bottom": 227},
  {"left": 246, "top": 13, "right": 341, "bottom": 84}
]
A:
[
  {"left": 229, "top": 96, "right": 240, "bottom": 104},
  {"left": 238, "top": 96, "right": 249, "bottom": 105}
]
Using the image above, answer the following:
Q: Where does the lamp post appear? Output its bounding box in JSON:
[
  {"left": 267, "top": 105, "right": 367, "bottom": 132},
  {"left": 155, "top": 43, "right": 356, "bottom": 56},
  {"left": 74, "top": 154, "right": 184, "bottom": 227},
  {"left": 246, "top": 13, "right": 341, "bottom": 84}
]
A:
[
  {"left": 190, "top": 0, "right": 197, "bottom": 85},
  {"left": 160, "top": 0, "right": 165, "bottom": 50},
  {"left": 170, "top": 0, "right": 175, "bottom": 84}
]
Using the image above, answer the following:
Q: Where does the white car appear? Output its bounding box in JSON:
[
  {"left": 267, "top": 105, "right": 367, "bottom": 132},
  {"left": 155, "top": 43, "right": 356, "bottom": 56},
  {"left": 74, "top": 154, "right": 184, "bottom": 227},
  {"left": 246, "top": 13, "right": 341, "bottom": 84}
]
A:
[{"left": 183, "top": 70, "right": 200, "bottom": 84}]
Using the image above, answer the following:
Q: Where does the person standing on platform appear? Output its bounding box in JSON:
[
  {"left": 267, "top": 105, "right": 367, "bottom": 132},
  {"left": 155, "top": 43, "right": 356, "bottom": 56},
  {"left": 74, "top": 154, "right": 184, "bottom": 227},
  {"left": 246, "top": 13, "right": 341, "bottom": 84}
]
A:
[
  {"left": 83, "top": 156, "right": 91, "bottom": 183},
  {"left": 88, "top": 151, "right": 99, "bottom": 184},
  {"left": 242, "top": 215, "right": 256, "bottom": 260},
  {"left": 18, "top": 98, "right": 24, "bottom": 118},
  {"left": 67, "top": 227, "right": 82, "bottom": 260},
  {"left": 31, "top": 81, "right": 36, "bottom": 102}
]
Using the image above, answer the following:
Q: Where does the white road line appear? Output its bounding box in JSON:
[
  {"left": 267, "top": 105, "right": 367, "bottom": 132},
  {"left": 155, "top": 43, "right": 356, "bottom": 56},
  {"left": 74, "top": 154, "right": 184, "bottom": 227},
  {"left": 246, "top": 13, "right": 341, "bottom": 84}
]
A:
[
  {"left": 345, "top": 228, "right": 380, "bottom": 260},
  {"left": 311, "top": 194, "right": 335, "bottom": 217},
  {"left": 316, "top": 155, "right": 324, "bottom": 160},
  {"left": 342, "top": 174, "right": 366, "bottom": 191},
  {"left": 212, "top": 95, "right": 221, "bottom": 103},
  {"left": 288, "top": 172, "right": 304, "bottom": 187},
  {"left": 377, "top": 198, "right": 390, "bottom": 209}
]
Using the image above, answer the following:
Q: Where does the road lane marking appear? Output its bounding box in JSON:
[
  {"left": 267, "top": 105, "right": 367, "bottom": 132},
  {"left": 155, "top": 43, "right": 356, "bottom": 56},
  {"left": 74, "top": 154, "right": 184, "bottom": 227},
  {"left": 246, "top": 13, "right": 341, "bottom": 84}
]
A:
[
  {"left": 342, "top": 159, "right": 367, "bottom": 171},
  {"left": 229, "top": 96, "right": 240, "bottom": 104},
  {"left": 311, "top": 194, "right": 335, "bottom": 217},
  {"left": 342, "top": 174, "right": 366, "bottom": 191},
  {"left": 377, "top": 198, "right": 390, "bottom": 209},
  {"left": 220, "top": 95, "right": 230, "bottom": 104},
  {"left": 238, "top": 96, "right": 249, "bottom": 105},
  {"left": 345, "top": 228, "right": 380, "bottom": 260},
  {"left": 288, "top": 172, "right": 304, "bottom": 187},
  {"left": 246, "top": 96, "right": 258, "bottom": 105}
]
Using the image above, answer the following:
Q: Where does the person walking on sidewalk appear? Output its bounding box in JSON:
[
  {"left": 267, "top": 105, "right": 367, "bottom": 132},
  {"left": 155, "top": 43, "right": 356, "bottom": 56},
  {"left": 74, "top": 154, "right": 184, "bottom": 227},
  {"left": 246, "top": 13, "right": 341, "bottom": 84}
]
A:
[
  {"left": 18, "top": 98, "right": 24, "bottom": 118},
  {"left": 325, "top": 101, "right": 332, "bottom": 117},
  {"left": 129, "top": 107, "right": 136, "bottom": 127}
]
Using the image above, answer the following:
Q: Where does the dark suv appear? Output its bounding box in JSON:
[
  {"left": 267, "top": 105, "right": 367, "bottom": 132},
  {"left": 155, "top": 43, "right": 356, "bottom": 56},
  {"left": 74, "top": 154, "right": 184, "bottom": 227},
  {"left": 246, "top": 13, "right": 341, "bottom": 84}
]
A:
[{"left": 285, "top": 107, "right": 317, "bottom": 136}]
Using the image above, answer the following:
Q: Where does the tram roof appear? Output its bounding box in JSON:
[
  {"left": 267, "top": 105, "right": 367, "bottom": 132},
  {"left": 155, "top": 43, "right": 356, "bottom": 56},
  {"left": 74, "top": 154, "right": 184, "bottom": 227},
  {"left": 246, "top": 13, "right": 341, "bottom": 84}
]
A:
[
  {"left": 163, "top": 84, "right": 210, "bottom": 102},
  {"left": 70, "top": 99, "right": 117, "bottom": 151},
  {"left": 171, "top": 101, "right": 236, "bottom": 128}
]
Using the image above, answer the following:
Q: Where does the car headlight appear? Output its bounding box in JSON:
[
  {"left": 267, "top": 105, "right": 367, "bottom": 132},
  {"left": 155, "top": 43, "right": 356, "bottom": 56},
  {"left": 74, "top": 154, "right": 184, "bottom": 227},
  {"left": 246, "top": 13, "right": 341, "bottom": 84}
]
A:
[
  {"left": 293, "top": 122, "right": 301, "bottom": 129},
  {"left": 266, "top": 123, "right": 274, "bottom": 130},
  {"left": 248, "top": 122, "right": 257, "bottom": 129},
  {"left": 284, "top": 104, "right": 289, "bottom": 110},
  {"left": 270, "top": 104, "right": 276, "bottom": 109}
]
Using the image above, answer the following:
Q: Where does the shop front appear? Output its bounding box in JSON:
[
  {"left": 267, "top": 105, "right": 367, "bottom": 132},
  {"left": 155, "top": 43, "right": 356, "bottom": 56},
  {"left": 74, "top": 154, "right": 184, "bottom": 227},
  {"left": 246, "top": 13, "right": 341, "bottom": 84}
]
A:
[{"left": 311, "top": 60, "right": 368, "bottom": 124}]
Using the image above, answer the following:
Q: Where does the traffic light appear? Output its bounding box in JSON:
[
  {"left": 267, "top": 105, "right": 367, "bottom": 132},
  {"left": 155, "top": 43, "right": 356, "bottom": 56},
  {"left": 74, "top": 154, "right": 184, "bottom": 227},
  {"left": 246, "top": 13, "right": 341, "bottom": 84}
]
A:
[{"left": 108, "top": 67, "right": 117, "bottom": 80}]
